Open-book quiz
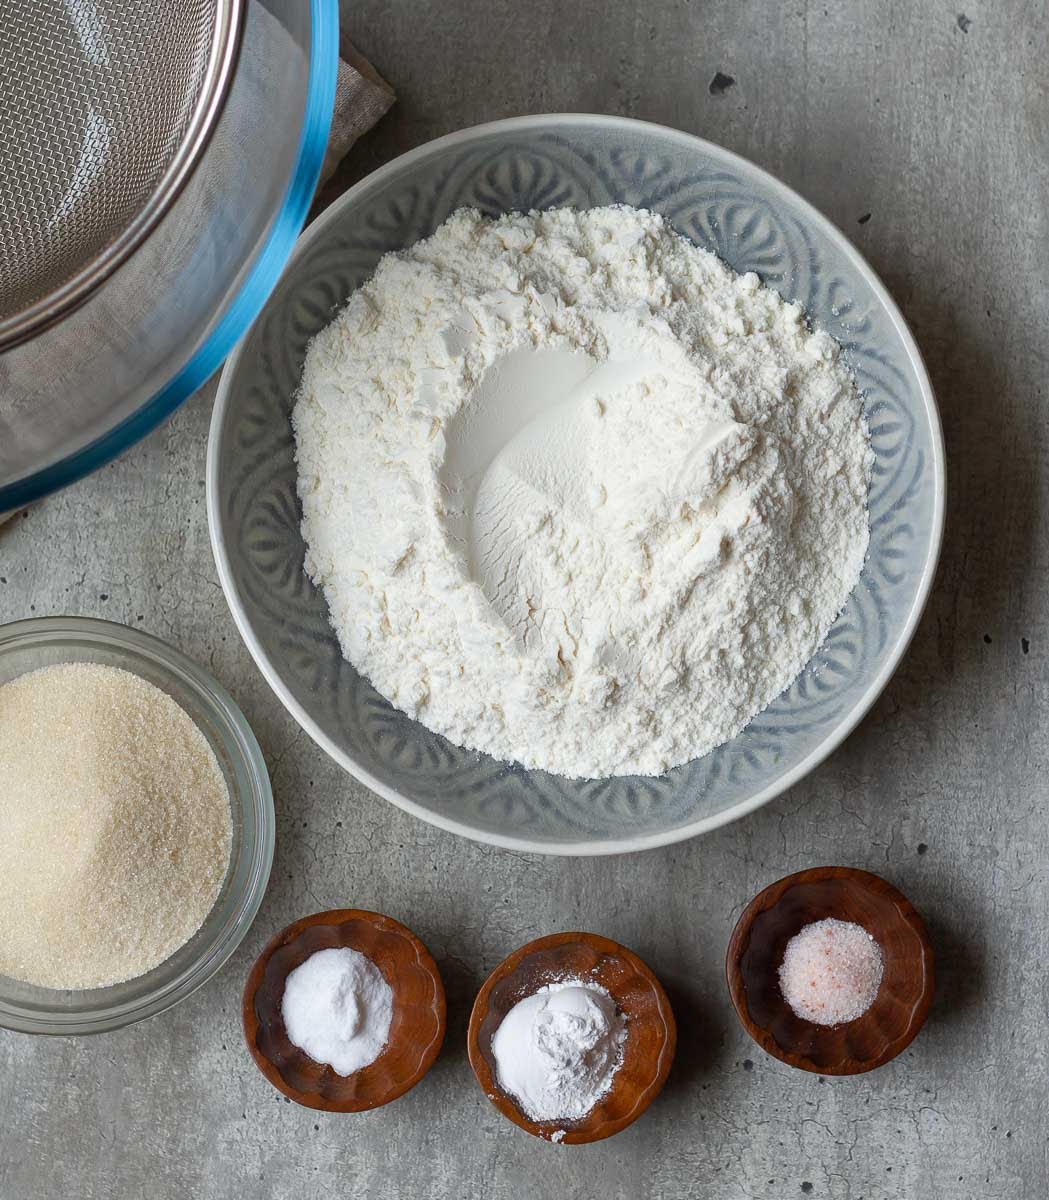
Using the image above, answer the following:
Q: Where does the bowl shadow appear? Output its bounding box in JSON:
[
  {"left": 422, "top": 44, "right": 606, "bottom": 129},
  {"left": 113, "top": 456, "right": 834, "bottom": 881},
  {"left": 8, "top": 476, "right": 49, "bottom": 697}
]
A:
[
  {"left": 656, "top": 981, "right": 731, "bottom": 1099},
  {"left": 833, "top": 251, "right": 1037, "bottom": 756}
]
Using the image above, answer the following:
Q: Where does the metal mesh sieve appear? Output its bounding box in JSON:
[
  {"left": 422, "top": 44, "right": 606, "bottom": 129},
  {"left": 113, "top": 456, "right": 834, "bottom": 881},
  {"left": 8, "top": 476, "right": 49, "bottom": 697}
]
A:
[{"left": 0, "top": 0, "right": 242, "bottom": 349}]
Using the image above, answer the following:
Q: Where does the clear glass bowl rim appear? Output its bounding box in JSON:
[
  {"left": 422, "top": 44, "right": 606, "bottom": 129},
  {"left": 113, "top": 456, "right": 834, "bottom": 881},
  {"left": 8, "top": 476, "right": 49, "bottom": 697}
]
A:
[{"left": 0, "top": 0, "right": 340, "bottom": 514}]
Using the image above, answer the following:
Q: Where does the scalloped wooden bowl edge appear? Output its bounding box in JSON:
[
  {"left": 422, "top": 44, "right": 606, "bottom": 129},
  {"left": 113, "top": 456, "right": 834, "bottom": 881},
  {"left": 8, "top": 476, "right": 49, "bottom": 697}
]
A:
[
  {"left": 725, "top": 866, "right": 935, "bottom": 1075},
  {"left": 243, "top": 908, "right": 447, "bottom": 1111},
  {"left": 467, "top": 931, "right": 676, "bottom": 1144}
]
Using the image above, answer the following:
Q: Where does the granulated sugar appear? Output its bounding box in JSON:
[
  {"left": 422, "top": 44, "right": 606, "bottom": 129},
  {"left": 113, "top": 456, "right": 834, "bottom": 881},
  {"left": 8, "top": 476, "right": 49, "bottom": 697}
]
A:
[
  {"left": 0, "top": 663, "right": 232, "bottom": 990},
  {"left": 778, "top": 917, "right": 884, "bottom": 1025}
]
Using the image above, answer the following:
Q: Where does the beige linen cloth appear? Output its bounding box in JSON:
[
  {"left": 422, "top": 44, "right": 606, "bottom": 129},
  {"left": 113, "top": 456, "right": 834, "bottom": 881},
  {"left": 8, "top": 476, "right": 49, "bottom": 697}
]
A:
[{"left": 324, "top": 40, "right": 396, "bottom": 182}]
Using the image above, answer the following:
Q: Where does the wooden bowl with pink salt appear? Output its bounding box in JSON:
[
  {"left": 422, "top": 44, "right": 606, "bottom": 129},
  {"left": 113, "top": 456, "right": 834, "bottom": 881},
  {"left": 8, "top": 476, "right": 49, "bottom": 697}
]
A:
[{"left": 726, "top": 867, "right": 934, "bottom": 1075}]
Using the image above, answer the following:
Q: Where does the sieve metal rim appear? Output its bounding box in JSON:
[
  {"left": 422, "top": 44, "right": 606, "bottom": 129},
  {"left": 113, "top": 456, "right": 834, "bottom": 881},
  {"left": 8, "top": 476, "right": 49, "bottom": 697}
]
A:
[{"left": 0, "top": 0, "right": 245, "bottom": 353}]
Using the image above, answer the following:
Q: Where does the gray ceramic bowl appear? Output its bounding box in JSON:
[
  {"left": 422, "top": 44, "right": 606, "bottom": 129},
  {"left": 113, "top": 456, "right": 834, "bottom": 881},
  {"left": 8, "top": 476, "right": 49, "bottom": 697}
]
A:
[{"left": 207, "top": 115, "right": 944, "bottom": 855}]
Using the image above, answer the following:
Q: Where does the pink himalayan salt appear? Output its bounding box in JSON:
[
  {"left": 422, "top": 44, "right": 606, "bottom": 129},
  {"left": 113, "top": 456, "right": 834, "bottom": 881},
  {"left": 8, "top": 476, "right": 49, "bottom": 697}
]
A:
[{"left": 778, "top": 917, "right": 884, "bottom": 1025}]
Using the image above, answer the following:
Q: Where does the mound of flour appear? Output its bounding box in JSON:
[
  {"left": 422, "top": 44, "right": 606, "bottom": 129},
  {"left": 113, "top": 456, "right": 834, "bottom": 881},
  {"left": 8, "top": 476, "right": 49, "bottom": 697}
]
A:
[{"left": 293, "top": 206, "right": 872, "bottom": 779}]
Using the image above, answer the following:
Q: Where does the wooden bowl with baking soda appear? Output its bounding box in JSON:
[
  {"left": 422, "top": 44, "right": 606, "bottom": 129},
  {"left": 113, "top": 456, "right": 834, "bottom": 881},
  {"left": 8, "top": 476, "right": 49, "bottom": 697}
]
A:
[
  {"left": 726, "top": 866, "right": 934, "bottom": 1075},
  {"left": 243, "top": 909, "right": 446, "bottom": 1111},
  {"left": 467, "top": 932, "right": 676, "bottom": 1144}
]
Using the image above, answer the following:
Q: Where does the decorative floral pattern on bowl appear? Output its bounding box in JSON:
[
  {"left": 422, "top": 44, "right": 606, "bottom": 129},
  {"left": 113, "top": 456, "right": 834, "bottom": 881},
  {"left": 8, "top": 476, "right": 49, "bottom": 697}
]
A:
[{"left": 207, "top": 116, "right": 944, "bottom": 855}]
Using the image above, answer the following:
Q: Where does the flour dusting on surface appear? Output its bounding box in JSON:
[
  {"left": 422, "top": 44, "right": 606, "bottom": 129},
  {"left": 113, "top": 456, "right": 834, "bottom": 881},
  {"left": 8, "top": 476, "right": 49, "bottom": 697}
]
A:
[{"left": 293, "top": 206, "right": 872, "bottom": 779}]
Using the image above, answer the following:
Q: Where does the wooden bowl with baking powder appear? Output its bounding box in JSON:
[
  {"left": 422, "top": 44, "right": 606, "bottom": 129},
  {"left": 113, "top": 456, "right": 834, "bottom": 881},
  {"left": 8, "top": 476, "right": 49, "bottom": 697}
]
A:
[
  {"left": 726, "top": 866, "right": 934, "bottom": 1075},
  {"left": 243, "top": 909, "right": 446, "bottom": 1111},
  {"left": 467, "top": 932, "right": 676, "bottom": 1144}
]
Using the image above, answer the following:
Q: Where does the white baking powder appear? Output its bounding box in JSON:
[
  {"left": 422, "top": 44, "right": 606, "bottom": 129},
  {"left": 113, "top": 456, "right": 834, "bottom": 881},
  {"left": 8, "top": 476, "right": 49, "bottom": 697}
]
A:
[
  {"left": 281, "top": 947, "right": 393, "bottom": 1076},
  {"left": 293, "top": 205, "right": 872, "bottom": 778},
  {"left": 490, "top": 980, "right": 627, "bottom": 1123}
]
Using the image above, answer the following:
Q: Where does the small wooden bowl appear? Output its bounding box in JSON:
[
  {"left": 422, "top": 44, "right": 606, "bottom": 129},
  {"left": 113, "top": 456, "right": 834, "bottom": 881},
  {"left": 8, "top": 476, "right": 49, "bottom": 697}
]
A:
[
  {"left": 243, "top": 909, "right": 446, "bottom": 1111},
  {"left": 726, "top": 867, "right": 934, "bottom": 1075},
  {"left": 468, "top": 932, "right": 676, "bottom": 1144}
]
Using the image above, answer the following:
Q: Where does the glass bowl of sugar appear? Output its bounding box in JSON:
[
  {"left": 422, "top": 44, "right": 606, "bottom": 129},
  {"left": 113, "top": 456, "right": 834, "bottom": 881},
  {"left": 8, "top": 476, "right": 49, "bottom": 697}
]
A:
[
  {"left": 0, "top": 615, "right": 274, "bottom": 1035},
  {"left": 208, "top": 114, "right": 945, "bottom": 855}
]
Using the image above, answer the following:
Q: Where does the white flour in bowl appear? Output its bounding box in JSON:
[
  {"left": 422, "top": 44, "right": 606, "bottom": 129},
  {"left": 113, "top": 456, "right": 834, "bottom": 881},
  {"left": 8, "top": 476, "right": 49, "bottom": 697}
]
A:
[{"left": 293, "top": 206, "right": 872, "bottom": 779}]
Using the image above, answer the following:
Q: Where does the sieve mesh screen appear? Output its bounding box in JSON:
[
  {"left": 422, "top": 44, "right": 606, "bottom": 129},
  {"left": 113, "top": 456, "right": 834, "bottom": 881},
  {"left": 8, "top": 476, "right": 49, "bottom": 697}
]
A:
[{"left": 0, "top": 0, "right": 240, "bottom": 343}]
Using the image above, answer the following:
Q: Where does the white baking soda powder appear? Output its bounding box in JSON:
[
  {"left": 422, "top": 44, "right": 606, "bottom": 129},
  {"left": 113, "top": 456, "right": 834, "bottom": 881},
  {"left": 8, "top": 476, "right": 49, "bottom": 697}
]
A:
[
  {"left": 293, "top": 205, "right": 872, "bottom": 779},
  {"left": 281, "top": 947, "right": 394, "bottom": 1075},
  {"left": 490, "top": 980, "right": 627, "bottom": 1122}
]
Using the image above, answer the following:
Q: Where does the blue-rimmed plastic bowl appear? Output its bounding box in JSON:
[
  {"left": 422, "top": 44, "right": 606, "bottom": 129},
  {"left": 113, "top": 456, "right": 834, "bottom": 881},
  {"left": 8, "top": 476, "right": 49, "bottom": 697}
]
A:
[
  {"left": 208, "top": 115, "right": 945, "bottom": 856},
  {"left": 0, "top": 0, "right": 338, "bottom": 512},
  {"left": 0, "top": 617, "right": 274, "bottom": 1034}
]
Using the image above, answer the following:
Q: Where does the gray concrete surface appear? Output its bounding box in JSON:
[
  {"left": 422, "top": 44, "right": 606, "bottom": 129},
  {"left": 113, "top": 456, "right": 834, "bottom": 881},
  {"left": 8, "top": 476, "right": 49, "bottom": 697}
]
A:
[{"left": 1, "top": 0, "right": 1045, "bottom": 1196}]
